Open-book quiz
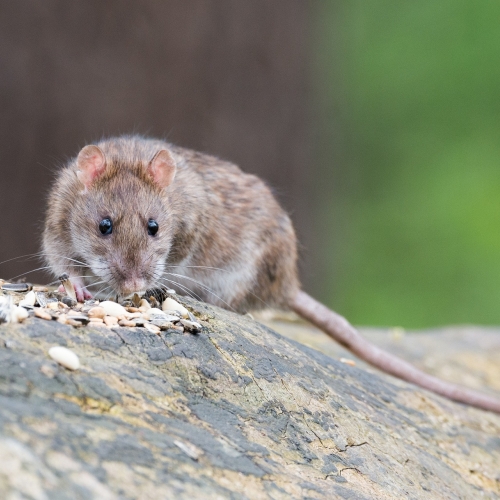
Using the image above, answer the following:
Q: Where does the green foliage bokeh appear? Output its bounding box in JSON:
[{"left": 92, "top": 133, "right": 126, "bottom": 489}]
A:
[{"left": 316, "top": 1, "right": 500, "bottom": 327}]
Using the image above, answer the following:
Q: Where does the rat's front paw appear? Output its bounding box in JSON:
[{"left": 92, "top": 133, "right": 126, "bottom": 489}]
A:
[{"left": 58, "top": 279, "right": 93, "bottom": 302}]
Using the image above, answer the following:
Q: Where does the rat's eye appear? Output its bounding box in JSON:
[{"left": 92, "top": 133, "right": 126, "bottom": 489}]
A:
[
  {"left": 99, "top": 218, "right": 113, "bottom": 235},
  {"left": 147, "top": 219, "right": 159, "bottom": 236}
]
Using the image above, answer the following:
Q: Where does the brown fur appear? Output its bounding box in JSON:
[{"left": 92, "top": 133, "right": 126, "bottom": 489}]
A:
[{"left": 43, "top": 135, "right": 300, "bottom": 311}]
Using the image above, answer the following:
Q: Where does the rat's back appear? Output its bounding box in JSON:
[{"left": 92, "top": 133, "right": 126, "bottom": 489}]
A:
[{"left": 43, "top": 135, "right": 300, "bottom": 311}]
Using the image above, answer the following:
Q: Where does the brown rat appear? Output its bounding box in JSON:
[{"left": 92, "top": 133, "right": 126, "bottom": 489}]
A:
[{"left": 43, "top": 135, "right": 500, "bottom": 414}]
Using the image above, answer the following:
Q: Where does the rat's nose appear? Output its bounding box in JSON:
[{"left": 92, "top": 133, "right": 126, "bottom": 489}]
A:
[{"left": 120, "top": 277, "right": 146, "bottom": 296}]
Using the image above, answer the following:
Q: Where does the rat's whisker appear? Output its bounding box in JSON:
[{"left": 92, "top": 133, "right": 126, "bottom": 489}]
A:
[
  {"left": 94, "top": 284, "right": 114, "bottom": 298},
  {"left": 155, "top": 277, "right": 201, "bottom": 301},
  {"left": 0, "top": 252, "right": 48, "bottom": 266},
  {"left": 164, "top": 265, "right": 230, "bottom": 273},
  {"left": 156, "top": 278, "right": 199, "bottom": 300},
  {"left": 45, "top": 279, "right": 62, "bottom": 287},
  {"left": 7, "top": 266, "right": 55, "bottom": 281},
  {"left": 162, "top": 272, "right": 235, "bottom": 311},
  {"left": 40, "top": 253, "right": 91, "bottom": 267},
  {"left": 85, "top": 280, "right": 108, "bottom": 289}
]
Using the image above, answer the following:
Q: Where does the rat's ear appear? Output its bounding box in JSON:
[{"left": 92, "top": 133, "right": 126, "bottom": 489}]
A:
[
  {"left": 76, "top": 145, "right": 107, "bottom": 188},
  {"left": 147, "top": 149, "right": 177, "bottom": 188}
]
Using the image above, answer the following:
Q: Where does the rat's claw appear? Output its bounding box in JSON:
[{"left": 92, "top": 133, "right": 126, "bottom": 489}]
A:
[
  {"left": 59, "top": 280, "right": 93, "bottom": 302},
  {"left": 74, "top": 282, "right": 93, "bottom": 302}
]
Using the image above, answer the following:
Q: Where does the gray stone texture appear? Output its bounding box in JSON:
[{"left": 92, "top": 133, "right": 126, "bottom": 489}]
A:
[{"left": 0, "top": 297, "right": 499, "bottom": 499}]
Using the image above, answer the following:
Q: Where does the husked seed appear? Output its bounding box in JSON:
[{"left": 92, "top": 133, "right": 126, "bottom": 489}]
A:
[
  {"left": 88, "top": 306, "right": 106, "bottom": 319},
  {"left": 48, "top": 346, "right": 80, "bottom": 370},
  {"left": 100, "top": 301, "right": 127, "bottom": 318},
  {"left": 162, "top": 298, "right": 189, "bottom": 318},
  {"left": 103, "top": 316, "right": 118, "bottom": 326},
  {"left": 118, "top": 319, "right": 136, "bottom": 327},
  {"left": 340, "top": 358, "right": 356, "bottom": 366},
  {"left": 144, "top": 323, "right": 161, "bottom": 335},
  {"left": 19, "top": 291, "right": 36, "bottom": 308},
  {"left": 35, "top": 309, "right": 52, "bottom": 321},
  {"left": 139, "top": 299, "right": 151, "bottom": 311},
  {"left": 11, "top": 306, "right": 29, "bottom": 323},
  {"left": 57, "top": 314, "right": 68, "bottom": 324}
]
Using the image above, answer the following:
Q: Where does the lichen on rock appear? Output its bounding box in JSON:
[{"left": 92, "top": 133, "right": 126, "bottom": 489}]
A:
[{"left": 0, "top": 296, "right": 499, "bottom": 499}]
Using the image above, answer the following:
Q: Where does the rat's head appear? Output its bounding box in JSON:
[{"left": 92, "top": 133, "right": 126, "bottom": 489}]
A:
[{"left": 71, "top": 144, "right": 177, "bottom": 297}]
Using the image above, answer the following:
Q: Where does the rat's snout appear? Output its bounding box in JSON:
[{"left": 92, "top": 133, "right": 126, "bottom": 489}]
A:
[
  {"left": 107, "top": 247, "right": 153, "bottom": 296},
  {"left": 120, "top": 276, "right": 147, "bottom": 296}
]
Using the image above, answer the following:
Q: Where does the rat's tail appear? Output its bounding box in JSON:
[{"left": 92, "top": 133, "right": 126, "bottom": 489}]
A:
[{"left": 291, "top": 290, "right": 500, "bottom": 414}]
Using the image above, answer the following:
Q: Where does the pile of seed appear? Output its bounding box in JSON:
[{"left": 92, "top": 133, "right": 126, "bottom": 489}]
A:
[{"left": 0, "top": 279, "right": 202, "bottom": 334}]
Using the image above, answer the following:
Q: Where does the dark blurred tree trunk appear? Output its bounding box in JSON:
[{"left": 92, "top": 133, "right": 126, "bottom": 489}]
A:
[{"left": 0, "top": 0, "right": 316, "bottom": 290}]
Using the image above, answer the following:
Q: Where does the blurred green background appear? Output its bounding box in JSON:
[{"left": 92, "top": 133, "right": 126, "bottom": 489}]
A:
[{"left": 315, "top": 1, "right": 500, "bottom": 328}]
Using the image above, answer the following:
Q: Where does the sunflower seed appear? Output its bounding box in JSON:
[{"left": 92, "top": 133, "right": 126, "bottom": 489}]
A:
[
  {"left": 66, "top": 314, "right": 89, "bottom": 325},
  {"left": 61, "top": 296, "right": 77, "bottom": 308},
  {"left": 1, "top": 283, "right": 32, "bottom": 293},
  {"left": 180, "top": 319, "right": 202, "bottom": 332},
  {"left": 19, "top": 290, "right": 36, "bottom": 308},
  {"left": 58, "top": 274, "right": 76, "bottom": 301},
  {"left": 132, "top": 293, "right": 141, "bottom": 307},
  {"left": 142, "top": 308, "right": 170, "bottom": 321},
  {"left": 35, "top": 292, "right": 48, "bottom": 307},
  {"left": 143, "top": 286, "right": 170, "bottom": 303}
]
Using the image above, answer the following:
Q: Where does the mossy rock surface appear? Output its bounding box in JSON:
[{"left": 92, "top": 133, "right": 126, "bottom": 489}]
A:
[{"left": 0, "top": 298, "right": 499, "bottom": 499}]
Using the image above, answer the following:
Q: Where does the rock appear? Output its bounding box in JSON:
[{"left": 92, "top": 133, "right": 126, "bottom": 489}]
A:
[
  {"left": 257, "top": 312, "right": 500, "bottom": 394},
  {"left": 0, "top": 297, "right": 499, "bottom": 499}
]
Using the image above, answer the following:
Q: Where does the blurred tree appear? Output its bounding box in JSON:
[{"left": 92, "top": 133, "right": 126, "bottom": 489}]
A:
[{"left": 316, "top": 1, "right": 500, "bottom": 327}]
